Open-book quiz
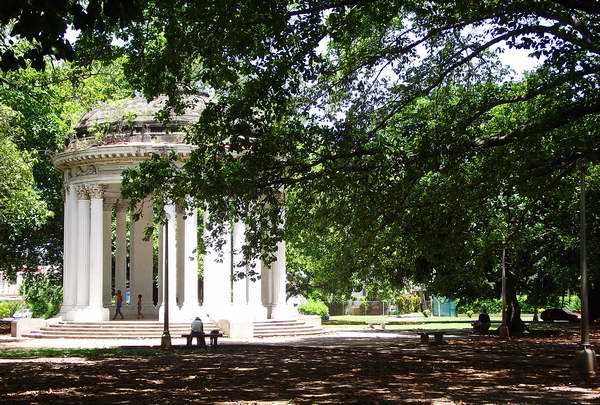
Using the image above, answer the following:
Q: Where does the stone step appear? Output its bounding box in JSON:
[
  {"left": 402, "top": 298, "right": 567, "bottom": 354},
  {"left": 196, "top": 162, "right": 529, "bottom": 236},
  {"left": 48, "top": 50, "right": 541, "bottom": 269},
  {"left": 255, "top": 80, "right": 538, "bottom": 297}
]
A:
[
  {"left": 22, "top": 332, "right": 172, "bottom": 339},
  {"left": 50, "top": 324, "right": 218, "bottom": 330},
  {"left": 254, "top": 329, "right": 323, "bottom": 338},
  {"left": 254, "top": 325, "right": 317, "bottom": 332},
  {"left": 57, "top": 322, "right": 196, "bottom": 326},
  {"left": 42, "top": 327, "right": 200, "bottom": 334},
  {"left": 25, "top": 319, "right": 322, "bottom": 339},
  {"left": 253, "top": 320, "right": 306, "bottom": 325}
]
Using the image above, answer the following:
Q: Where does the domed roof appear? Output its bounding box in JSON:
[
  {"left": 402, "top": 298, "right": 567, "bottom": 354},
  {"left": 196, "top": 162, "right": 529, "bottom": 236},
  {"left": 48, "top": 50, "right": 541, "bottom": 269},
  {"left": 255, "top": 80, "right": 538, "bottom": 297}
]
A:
[{"left": 76, "top": 94, "right": 208, "bottom": 132}]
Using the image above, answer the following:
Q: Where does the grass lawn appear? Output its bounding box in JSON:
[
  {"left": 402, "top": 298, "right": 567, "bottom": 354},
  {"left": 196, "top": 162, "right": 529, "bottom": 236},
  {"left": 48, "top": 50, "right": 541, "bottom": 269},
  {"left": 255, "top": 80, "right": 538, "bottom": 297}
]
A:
[
  {"left": 0, "top": 347, "right": 163, "bottom": 359},
  {"left": 323, "top": 313, "right": 535, "bottom": 329}
]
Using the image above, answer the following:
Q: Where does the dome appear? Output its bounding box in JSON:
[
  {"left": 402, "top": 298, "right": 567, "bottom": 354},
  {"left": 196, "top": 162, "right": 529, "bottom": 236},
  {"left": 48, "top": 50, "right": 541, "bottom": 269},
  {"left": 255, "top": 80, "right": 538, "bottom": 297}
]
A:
[{"left": 75, "top": 94, "right": 208, "bottom": 136}]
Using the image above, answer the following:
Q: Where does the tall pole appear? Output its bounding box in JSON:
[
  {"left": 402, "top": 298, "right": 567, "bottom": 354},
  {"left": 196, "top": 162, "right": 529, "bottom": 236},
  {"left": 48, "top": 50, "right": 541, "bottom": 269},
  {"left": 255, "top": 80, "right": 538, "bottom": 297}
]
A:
[
  {"left": 161, "top": 211, "right": 172, "bottom": 349},
  {"left": 575, "top": 159, "right": 596, "bottom": 380},
  {"left": 499, "top": 247, "right": 510, "bottom": 339}
]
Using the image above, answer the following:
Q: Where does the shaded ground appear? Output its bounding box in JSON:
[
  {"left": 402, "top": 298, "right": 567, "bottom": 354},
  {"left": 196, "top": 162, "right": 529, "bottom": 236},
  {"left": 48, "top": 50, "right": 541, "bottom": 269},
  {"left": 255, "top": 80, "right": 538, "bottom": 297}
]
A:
[{"left": 1, "top": 328, "right": 600, "bottom": 404}]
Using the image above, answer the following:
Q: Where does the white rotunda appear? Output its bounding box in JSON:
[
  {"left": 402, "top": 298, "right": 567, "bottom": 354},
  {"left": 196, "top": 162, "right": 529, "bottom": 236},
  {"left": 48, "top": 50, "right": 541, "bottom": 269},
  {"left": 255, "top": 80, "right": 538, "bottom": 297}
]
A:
[{"left": 53, "top": 96, "right": 292, "bottom": 331}]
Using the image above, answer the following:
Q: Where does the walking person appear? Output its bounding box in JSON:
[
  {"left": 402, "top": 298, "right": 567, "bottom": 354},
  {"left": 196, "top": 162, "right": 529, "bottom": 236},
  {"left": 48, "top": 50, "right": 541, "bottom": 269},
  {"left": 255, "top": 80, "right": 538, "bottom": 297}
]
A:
[
  {"left": 137, "top": 294, "right": 144, "bottom": 320},
  {"left": 113, "top": 289, "right": 125, "bottom": 320}
]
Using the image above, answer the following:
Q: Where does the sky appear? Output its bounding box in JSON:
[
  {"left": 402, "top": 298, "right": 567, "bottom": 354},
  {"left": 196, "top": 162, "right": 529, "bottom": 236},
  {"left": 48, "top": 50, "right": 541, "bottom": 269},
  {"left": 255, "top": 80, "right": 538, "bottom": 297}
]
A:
[{"left": 66, "top": 27, "right": 540, "bottom": 77}]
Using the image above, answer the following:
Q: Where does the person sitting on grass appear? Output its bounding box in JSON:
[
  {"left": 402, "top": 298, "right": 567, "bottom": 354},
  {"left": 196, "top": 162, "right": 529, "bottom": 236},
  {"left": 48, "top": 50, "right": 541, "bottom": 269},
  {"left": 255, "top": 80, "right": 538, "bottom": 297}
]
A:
[{"left": 472, "top": 308, "right": 491, "bottom": 333}]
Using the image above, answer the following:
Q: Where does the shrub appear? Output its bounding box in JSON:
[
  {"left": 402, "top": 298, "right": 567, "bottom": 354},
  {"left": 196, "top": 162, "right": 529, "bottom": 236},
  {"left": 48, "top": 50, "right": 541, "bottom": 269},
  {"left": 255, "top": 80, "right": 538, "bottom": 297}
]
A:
[
  {"left": 466, "top": 310, "right": 474, "bottom": 318},
  {"left": 422, "top": 309, "right": 431, "bottom": 318},
  {"left": 396, "top": 294, "right": 421, "bottom": 314},
  {"left": 0, "top": 301, "right": 23, "bottom": 318},
  {"left": 19, "top": 270, "right": 63, "bottom": 319},
  {"left": 298, "top": 299, "right": 329, "bottom": 319},
  {"left": 564, "top": 295, "right": 581, "bottom": 312}
]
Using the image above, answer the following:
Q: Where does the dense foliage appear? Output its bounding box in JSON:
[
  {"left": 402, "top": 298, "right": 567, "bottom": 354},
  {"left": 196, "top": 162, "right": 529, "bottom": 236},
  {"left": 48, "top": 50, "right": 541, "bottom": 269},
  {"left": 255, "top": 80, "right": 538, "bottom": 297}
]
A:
[
  {"left": 0, "top": 60, "right": 132, "bottom": 279},
  {"left": 19, "top": 270, "right": 63, "bottom": 319},
  {"left": 0, "top": 300, "right": 23, "bottom": 318},
  {"left": 3, "top": 2, "right": 600, "bottom": 332},
  {"left": 298, "top": 298, "right": 330, "bottom": 319}
]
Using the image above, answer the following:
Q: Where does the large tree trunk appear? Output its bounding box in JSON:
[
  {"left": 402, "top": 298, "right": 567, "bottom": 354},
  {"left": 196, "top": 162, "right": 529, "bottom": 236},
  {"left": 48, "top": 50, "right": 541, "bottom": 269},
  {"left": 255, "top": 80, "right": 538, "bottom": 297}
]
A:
[{"left": 505, "top": 277, "right": 527, "bottom": 335}]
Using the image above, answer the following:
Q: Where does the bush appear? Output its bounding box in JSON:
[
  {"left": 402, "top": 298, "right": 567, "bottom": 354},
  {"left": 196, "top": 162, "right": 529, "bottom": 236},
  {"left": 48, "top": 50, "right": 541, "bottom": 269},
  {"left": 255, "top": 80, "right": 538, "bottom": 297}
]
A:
[
  {"left": 299, "top": 299, "right": 329, "bottom": 319},
  {"left": 0, "top": 301, "right": 23, "bottom": 318},
  {"left": 396, "top": 294, "right": 421, "bottom": 314},
  {"left": 466, "top": 310, "right": 474, "bottom": 318},
  {"left": 19, "top": 270, "right": 63, "bottom": 319},
  {"left": 422, "top": 309, "right": 431, "bottom": 318}
]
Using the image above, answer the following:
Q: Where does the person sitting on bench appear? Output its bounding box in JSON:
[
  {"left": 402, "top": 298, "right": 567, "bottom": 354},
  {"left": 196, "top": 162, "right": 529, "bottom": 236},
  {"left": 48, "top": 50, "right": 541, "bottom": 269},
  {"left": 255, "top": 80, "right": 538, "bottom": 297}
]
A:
[
  {"left": 191, "top": 317, "right": 206, "bottom": 347},
  {"left": 472, "top": 308, "right": 491, "bottom": 333}
]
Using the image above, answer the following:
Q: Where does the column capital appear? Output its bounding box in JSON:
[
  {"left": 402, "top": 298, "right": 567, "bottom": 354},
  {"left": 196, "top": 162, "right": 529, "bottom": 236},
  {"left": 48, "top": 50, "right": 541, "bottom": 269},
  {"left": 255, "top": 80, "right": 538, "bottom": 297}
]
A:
[
  {"left": 115, "top": 199, "right": 129, "bottom": 211},
  {"left": 75, "top": 185, "right": 89, "bottom": 200},
  {"left": 103, "top": 197, "right": 118, "bottom": 210},
  {"left": 88, "top": 184, "right": 107, "bottom": 200}
]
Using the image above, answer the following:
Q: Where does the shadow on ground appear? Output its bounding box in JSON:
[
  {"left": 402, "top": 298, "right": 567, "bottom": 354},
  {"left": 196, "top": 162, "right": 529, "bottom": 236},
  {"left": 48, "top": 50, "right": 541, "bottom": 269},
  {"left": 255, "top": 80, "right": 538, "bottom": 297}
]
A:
[{"left": 1, "top": 329, "right": 600, "bottom": 404}]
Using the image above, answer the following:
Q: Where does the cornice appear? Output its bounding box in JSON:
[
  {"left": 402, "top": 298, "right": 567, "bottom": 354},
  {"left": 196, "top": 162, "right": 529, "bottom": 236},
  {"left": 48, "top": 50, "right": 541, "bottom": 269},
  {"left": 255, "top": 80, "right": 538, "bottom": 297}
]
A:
[{"left": 52, "top": 142, "right": 195, "bottom": 171}]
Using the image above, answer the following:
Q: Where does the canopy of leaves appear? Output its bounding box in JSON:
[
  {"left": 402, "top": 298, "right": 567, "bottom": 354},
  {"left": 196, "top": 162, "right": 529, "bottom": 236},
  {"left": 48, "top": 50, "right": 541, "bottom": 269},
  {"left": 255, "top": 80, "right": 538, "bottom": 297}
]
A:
[
  {"left": 0, "top": 58, "right": 132, "bottom": 279},
  {"left": 4, "top": 1, "right": 600, "bottom": 304},
  {"left": 112, "top": 2, "right": 600, "bottom": 302}
]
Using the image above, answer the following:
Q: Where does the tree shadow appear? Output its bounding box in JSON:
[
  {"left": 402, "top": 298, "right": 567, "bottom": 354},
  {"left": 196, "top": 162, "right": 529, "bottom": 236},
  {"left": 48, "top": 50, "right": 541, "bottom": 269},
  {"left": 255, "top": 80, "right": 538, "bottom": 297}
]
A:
[{"left": 1, "top": 328, "right": 599, "bottom": 404}]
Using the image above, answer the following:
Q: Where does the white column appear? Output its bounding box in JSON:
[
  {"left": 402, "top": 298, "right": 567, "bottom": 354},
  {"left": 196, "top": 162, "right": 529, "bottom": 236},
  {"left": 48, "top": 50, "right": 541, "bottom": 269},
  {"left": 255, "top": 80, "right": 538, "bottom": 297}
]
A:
[
  {"left": 61, "top": 182, "right": 78, "bottom": 312},
  {"left": 75, "top": 186, "right": 90, "bottom": 308},
  {"left": 176, "top": 208, "right": 185, "bottom": 307},
  {"left": 248, "top": 257, "right": 267, "bottom": 320},
  {"left": 181, "top": 207, "right": 201, "bottom": 317},
  {"left": 202, "top": 210, "right": 232, "bottom": 318},
  {"left": 102, "top": 199, "right": 113, "bottom": 307},
  {"left": 261, "top": 259, "right": 273, "bottom": 317},
  {"left": 87, "top": 185, "right": 109, "bottom": 320},
  {"left": 157, "top": 224, "right": 163, "bottom": 308},
  {"left": 232, "top": 221, "right": 247, "bottom": 306},
  {"left": 270, "top": 239, "right": 289, "bottom": 319},
  {"left": 130, "top": 199, "right": 155, "bottom": 316},
  {"left": 159, "top": 204, "right": 179, "bottom": 320},
  {"left": 114, "top": 201, "right": 128, "bottom": 298}
]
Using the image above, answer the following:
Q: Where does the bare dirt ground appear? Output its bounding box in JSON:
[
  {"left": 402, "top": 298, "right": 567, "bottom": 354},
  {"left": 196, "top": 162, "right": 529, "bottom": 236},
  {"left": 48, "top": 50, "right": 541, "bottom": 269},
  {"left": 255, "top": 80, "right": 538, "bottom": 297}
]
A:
[{"left": 1, "top": 328, "right": 600, "bottom": 404}]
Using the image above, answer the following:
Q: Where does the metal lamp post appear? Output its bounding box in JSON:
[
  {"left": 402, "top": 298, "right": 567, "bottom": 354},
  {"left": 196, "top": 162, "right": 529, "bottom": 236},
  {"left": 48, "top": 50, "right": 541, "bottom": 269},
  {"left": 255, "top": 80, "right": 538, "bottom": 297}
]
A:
[
  {"left": 575, "top": 158, "right": 596, "bottom": 380},
  {"left": 161, "top": 209, "right": 172, "bottom": 349}
]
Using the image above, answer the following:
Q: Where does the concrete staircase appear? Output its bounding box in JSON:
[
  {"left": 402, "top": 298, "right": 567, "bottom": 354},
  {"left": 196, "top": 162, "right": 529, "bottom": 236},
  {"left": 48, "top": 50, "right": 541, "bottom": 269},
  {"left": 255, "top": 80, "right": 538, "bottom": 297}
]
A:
[
  {"left": 22, "top": 318, "right": 323, "bottom": 339},
  {"left": 253, "top": 319, "right": 322, "bottom": 338},
  {"left": 22, "top": 320, "right": 219, "bottom": 339}
]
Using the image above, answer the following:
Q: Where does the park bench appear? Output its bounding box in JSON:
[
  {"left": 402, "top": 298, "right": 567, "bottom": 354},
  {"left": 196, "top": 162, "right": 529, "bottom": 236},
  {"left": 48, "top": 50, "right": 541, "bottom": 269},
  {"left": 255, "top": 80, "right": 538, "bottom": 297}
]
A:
[
  {"left": 420, "top": 332, "right": 445, "bottom": 344},
  {"left": 182, "top": 330, "right": 224, "bottom": 348}
]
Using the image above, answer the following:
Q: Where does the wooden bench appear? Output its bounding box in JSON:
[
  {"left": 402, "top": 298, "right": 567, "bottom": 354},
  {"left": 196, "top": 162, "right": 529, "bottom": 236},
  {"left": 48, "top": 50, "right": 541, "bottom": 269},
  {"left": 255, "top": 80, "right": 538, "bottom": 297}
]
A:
[
  {"left": 420, "top": 332, "right": 445, "bottom": 344},
  {"left": 182, "top": 331, "right": 224, "bottom": 347}
]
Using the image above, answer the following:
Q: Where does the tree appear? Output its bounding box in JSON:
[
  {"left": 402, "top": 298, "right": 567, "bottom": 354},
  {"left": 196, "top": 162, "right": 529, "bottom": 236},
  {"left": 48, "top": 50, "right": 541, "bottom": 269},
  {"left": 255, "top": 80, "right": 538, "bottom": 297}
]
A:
[
  {"left": 0, "top": 106, "right": 49, "bottom": 281},
  {"left": 4, "top": 2, "right": 600, "bottom": 329},
  {"left": 112, "top": 2, "right": 600, "bottom": 331},
  {"left": 0, "top": 59, "right": 132, "bottom": 279}
]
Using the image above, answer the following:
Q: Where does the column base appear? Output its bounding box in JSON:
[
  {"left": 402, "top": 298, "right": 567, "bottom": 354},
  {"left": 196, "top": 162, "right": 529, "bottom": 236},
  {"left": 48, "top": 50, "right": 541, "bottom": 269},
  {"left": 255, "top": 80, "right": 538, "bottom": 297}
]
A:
[
  {"left": 59, "top": 305, "right": 85, "bottom": 321},
  {"left": 576, "top": 345, "right": 597, "bottom": 381},
  {"left": 159, "top": 304, "right": 192, "bottom": 322},
  {"left": 201, "top": 303, "right": 232, "bottom": 322},
  {"left": 72, "top": 306, "right": 110, "bottom": 322},
  {"left": 270, "top": 304, "right": 296, "bottom": 320},
  {"left": 229, "top": 304, "right": 268, "bottom": 321}
]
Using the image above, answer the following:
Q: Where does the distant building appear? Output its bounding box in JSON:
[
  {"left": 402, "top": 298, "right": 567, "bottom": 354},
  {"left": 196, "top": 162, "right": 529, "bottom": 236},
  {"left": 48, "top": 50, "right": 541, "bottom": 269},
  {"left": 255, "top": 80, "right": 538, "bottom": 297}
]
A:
[{"left": 0, "top": 273, "right": 22, "bottom": 301}]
